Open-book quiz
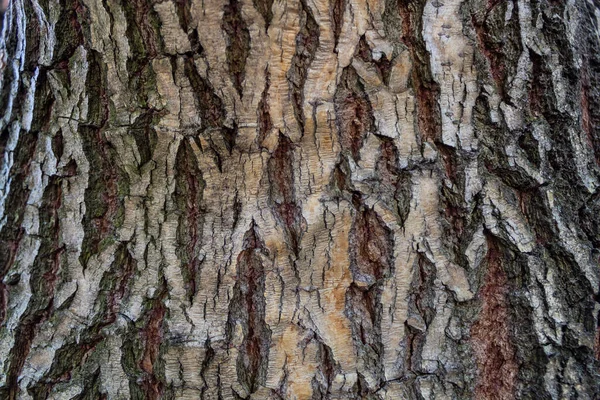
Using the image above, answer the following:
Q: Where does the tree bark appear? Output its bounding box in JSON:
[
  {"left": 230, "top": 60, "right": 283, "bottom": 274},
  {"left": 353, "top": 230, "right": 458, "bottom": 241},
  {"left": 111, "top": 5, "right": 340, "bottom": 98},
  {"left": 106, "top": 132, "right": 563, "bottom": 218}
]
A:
[{"left": 1, "top": 0, "right": 600, "bottom": 398}]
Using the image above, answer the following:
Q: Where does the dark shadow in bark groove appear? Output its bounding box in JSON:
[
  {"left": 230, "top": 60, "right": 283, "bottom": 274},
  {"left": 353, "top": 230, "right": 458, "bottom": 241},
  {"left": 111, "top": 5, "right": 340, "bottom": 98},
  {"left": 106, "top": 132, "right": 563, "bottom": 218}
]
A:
[
  {"left": 268, "top": 134, "right": 305, "bottom": 255},
  {"left": 404, "top": 254, "right": 437, "bottom": 377},
  {"left": 345, "top": 206, "right": 393, "bottom": 394},
  {"left": 137, "top": 279, "right": 169, "bottom": 400},
  {"left": 183, "top": 56, "right": 237, "bottom": 152},
  {"left": 331, "top": 0, "right": 346, "bottom": 49},
  {"left": 222, "top": 0, "right": 251, "bottom": 98},
  {"left": 468, "top": 0, "right": 522, "bottom": 100},
  {"left": 183, "top": 57, "right": 226, "bottom": 130},
  {"left": 253, "top": 0, "right": 274, "bottom": 32},
  {"left": 28, "top": 243, "right": 136, "bottom": 398},
  {"left": 287, "top": 0, "right": 319, "bottom": 136},
  {"left": 118, "top": 277, "right": 169, "bottom": 400},
  {"left": 374, "top": 136, "right": 412, "bottom": 229},
  {"left": 1, "top": 176, "right": 63, "bottom": 399},
  {"left": 310, "top": 335, "right": 336, "bottom": 399},
  {"left": 79, "top": 50, "right": 129, "bottom": 269},
  {"left": 334, "top": 66, "right": 374, "bottom": 161},
  {"left": 173, "top": 139, "right": 206, "bottom": 305},
  {"left": 226, "top": 223, "right": 272, "bottom": 394},
  {"left": 396, "top": 0, "right": 441, "bottom": 142},
  {"left": 0, "top": 131, "right": 38, "bottom": 325},
  {"left": 257, "top": 68, "right": 272, "bottom": 147},
  {"left": 355, "top": 35, "right": 393, "bottom": 87},
  {"left": 470, "top": 234, "right": 519, "bottom": 400},
  {"left": 130, "top": 110, "right": 158, "bottom": 167},
  {"left": 199, "top": 336, "right": 216, "bottom": 399}
]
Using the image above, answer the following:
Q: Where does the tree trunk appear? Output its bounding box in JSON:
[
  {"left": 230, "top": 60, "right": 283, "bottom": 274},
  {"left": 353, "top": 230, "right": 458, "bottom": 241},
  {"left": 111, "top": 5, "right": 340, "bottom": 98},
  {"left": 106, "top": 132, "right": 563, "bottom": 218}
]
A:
[{"left": 1, "top": 0, "right": 600, "bottom": 398}]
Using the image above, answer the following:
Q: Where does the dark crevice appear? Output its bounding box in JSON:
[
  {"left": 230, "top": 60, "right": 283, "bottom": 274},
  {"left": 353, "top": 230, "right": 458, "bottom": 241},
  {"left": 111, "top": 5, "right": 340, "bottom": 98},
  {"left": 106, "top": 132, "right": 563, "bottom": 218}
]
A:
[
  {"left": 29, "top": 243, "right": 136, "bottom": 398},
  {"left": 119, "top": 278, "right": 170, "bottom": 400},
  {"left": 138, "top": 279, "right": 169, "bottom": 400},
  {"left": 355, "top": 35, "right": 393, "bottom": 87},
  {"left": 173, "top": 0, "right": 192, "bottom": 36},
  {"left": 72, "top": 368, "right": 104, "bottom": 400},
  {"left": 200, "top": 336, "right": 216, "bottom": 399},
  {"left": 469, "top": 0, "right": 522, "bottom": 100},
  {"left": 334, "top": 66, "right": 374, "bottom": 160},
  {"left": 580, "top": 1, "right": 600, "bottom": 167},
  {"left": 253, "top": 0, "right": 274, "bottom": 31},
  {"left": 79, "top": 50, "right": 129, "bottom": 268},
  {"left": 374, "top": 137, "right": 412, "bottom": 227},
  {"left": 41, "top": 0, "right": 85, "bottom": 68},
  {"left": 396, "top": 0, "right": 441, "bottom": 142},
  {"left": 268, "top": 134, "right": 305, "bottom": 255},
  {"left": 130, "top": 110, "right": 159, "bottom": 167},
  {"left": 350, "top": 207, "right": 393, "bottom": 287},
  {"left": 2, "top": 175, "right": 62, "bottom": 399},
  {"left": 310, "top": 335, "right": 337, "bottom": 399},
  {"left": 226, "top": 223, "right": 271, "bottom": 394},
  {"left": 257, "top": 68, "right": 272, "bottom": 147},
  {"left": 173, "top": 139, "right": 206, "bottom": 304},
  {"left": 122, "top": 0, "right": 164, "bottom": 112},
  {"left": 183, "top": 56, "right": 228, "bottom": 130},
  {"left": 470, "top": 234, "right": 519, "bottom": 400},
  {"left": 0, "top": 131, "right": 38, "bottom": 324},
  {"left": 331, "top": 0, "right": 346, "bottom": 49},
  {"left": 287, "top": 0, "right": 319, "bottom": 135},
  {"left": 402, "top": 254, "right": 437, "bottom": 377},
  {"left": 222, "top": 0, "right": 251, "bottom": 98},
  {"left": 344, "top": 205, "right": 393, "bottom": 392},
  {"left": 223, "top": 123, "right": 237, "bottom": 154},
  {"left": 122, "top": 0, "right": 163, "bottom": 59},
  {"left": 183, "top": 56, "right": 236, "bottom": 152}
]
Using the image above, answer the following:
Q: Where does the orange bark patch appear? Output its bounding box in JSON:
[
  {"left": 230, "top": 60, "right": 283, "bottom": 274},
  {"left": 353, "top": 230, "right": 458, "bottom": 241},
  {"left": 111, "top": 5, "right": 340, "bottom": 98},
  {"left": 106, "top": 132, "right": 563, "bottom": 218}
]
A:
[
  {"left": 470, "top": 237, "right": 518, "bottom": 400},
  {"left": 139, "top": 282, "right": 167, "bottom": 400}
]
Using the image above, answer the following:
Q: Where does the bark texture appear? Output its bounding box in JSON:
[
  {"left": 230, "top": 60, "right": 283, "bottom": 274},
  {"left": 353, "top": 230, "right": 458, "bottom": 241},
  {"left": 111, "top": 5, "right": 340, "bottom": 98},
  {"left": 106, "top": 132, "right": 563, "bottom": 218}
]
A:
[{"left": 1, "top": 0, "right": 600, "bottom": 398}]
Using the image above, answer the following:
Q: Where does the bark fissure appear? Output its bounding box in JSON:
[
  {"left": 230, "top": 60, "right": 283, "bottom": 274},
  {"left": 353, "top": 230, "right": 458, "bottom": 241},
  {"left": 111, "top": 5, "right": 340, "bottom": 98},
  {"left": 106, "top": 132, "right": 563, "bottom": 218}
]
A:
[
  {"left": 227, "top": 223, "right": 272, "bottom": 395},
  {"left": 222, "top": 0, "right": 250, "bottom": 98},
  {"left": 287, "top": 0, "right": 319, "bottom": 135}
]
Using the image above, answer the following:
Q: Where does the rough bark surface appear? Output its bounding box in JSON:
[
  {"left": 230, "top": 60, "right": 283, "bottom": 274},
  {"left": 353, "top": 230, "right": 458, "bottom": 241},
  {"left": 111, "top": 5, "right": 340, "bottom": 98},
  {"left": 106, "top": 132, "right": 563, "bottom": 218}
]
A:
[{"left": 1, "top": 0, "right": 600, "bottom": 398}]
